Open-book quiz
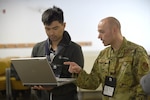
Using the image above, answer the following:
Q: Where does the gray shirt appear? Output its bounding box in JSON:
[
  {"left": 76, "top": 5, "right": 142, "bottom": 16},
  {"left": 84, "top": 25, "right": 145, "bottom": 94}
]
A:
[{"left": 140, "top": 73, "right": 150, "bottom": 95}]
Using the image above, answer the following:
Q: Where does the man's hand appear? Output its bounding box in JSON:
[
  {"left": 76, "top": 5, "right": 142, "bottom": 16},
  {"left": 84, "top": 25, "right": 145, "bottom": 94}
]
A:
[
  {"left": 32, "top": 85, "right": 53, "bottom": 90},
  {"left": 64, "top": 61, "right": 82, "bottom": 74}
]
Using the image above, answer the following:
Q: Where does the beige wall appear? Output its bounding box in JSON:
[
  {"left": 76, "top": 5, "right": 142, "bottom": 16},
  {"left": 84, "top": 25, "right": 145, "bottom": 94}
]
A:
[{"left": 83, "top": 51, "right": 99, "bottom": 73}]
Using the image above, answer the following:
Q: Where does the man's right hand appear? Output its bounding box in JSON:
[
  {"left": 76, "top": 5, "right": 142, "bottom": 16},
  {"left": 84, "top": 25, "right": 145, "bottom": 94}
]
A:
[{"left": 64, "top": 61, "right": 82, "bottom": 74}]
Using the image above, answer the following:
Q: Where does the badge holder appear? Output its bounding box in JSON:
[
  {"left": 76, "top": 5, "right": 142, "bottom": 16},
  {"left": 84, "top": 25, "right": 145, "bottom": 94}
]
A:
[{"left": 102, "top": 76, "right": 116, "bottom": 97}]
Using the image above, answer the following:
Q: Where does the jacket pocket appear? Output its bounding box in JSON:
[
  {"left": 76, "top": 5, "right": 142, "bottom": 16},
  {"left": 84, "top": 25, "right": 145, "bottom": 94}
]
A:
[
  {"left": 118, "top": 57, "right": 134, "bottom": 87},
  {"left": 98, "top": 59, "right": 110, "bottom": 80}
]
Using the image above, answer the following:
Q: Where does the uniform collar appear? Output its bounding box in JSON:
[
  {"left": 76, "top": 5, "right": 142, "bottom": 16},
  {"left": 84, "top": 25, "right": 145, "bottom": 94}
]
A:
[{"left": 110, "top": 37, "right": 127, "bottom": 57}]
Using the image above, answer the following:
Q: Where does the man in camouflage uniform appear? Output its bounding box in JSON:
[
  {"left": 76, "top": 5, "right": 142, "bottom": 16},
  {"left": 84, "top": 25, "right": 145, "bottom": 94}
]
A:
[{"left": 64, "top": 17, "right": 150, "bottom": 100}]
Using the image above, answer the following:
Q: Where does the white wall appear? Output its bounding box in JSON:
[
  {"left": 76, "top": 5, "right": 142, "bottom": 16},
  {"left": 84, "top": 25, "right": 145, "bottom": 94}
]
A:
[{"left": 0, "top": 0, "right": 150, "bottom": 58}]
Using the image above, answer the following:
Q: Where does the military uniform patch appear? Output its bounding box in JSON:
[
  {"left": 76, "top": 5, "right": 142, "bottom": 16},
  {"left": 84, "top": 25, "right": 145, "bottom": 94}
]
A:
[{"left": 142, "top": 62, "right": 149, "bottom": 71}]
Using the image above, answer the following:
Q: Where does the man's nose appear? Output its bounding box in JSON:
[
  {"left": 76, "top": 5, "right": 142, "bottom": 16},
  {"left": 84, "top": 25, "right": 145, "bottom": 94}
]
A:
[
  {"left": 98, "top": 33, "right": 101, "bottom": 39},
  {"left": 48, "top": 30, "right": 54, "bottom": 35}
]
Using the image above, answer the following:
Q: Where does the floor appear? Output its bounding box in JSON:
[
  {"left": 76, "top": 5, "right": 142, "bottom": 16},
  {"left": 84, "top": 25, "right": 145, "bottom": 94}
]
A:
[{"left": 0, "top": 90, "right": 102, "bottom": 100}]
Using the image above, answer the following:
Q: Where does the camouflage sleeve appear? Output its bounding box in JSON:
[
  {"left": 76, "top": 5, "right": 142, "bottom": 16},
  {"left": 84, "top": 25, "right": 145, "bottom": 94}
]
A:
[
  {"left": 132, "top": 47, "right": 150, "bottom": 99},
  {"left": 76, "top": 58, "right": 102, "bottom": 90}
]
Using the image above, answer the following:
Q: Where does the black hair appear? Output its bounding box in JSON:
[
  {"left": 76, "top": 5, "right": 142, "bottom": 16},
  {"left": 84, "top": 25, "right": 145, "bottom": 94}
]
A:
[{"left": 42, "top": 6, "right": 64, "bottom": 25}]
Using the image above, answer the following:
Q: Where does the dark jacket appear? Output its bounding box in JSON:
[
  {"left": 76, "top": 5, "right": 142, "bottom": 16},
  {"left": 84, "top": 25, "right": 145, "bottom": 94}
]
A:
[{"left": 31, "top": 31, "right": 84, "bottom": 100}]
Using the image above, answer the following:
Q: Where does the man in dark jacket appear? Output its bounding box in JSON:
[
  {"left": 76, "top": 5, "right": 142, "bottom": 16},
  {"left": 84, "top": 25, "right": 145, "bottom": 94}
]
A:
[{"left": 31, "top": 6, "right": 84, "bottom": 100}]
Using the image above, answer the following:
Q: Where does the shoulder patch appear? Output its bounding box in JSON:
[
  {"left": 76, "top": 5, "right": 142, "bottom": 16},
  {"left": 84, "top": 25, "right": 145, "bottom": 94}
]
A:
[{"left": 142, "top": 62, "right": 149, "bottom": 71}]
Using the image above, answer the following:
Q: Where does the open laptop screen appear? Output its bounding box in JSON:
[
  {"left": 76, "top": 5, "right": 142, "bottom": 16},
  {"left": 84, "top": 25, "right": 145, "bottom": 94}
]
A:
[{"left": 11, "top": 57, "right": 75, "bottom": 86}]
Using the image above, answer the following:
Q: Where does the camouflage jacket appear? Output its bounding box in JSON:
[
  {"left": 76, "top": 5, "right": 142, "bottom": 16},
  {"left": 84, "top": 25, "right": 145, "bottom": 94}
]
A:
[{"left": 76, "top": 37, "right": 150, "bottom": 100}]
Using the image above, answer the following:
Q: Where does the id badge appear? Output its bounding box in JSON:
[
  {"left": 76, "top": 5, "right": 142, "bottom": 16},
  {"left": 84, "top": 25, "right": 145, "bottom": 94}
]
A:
[{"left": 102, "top": 76, "right": 116, "bottom": 97}]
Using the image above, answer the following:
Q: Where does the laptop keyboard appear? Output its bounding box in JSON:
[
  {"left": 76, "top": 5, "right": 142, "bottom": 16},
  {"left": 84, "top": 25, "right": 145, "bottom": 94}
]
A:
[{"left": 56, "top": 78, "right": 75, "bottom": 82}]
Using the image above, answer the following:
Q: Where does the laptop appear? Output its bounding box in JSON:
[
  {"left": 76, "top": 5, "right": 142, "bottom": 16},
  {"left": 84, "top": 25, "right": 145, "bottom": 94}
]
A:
[{"left": 11, "top": 57, "right": 76, "bottom": 87}]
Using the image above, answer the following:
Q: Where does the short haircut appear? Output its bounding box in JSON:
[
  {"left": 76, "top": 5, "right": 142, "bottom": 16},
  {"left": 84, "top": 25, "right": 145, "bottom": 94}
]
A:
[
  {"left": 104, "top": 17, "right": 121, "bottom": 30},
  {"left": 42, "top": 6, "right": 64, "bottom": 25}
]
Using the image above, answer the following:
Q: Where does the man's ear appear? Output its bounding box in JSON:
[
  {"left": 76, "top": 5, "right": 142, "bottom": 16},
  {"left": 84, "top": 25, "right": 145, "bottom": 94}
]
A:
[{"left": 63, "top": 22, "right": 66, "bottom": 28}]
